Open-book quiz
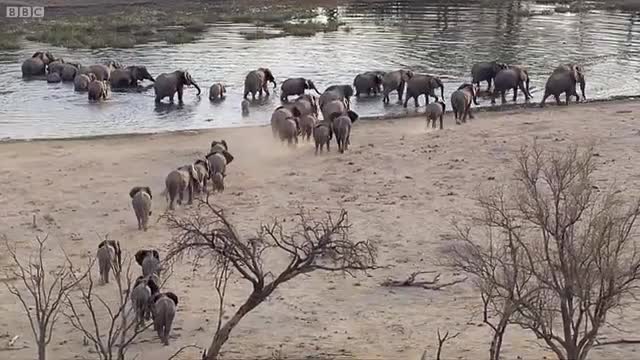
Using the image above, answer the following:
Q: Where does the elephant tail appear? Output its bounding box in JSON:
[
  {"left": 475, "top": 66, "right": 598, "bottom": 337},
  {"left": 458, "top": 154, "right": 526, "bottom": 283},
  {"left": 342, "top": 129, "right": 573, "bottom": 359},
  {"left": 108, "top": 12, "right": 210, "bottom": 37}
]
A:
[{"left": 160, "top": 187, "right": 169, "bottom": 202}]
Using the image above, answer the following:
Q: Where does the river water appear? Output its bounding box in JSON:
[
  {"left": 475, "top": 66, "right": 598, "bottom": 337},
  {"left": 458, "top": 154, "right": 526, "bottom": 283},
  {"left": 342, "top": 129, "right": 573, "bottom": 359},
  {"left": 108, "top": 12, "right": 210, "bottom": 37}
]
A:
[{"left": 1, "top": 0, "right": 639, "bottom": 140}]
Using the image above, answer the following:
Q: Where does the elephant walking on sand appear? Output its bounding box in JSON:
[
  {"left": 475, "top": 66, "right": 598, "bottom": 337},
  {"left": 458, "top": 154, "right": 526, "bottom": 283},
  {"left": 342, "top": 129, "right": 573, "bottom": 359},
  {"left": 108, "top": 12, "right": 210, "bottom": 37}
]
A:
[
  {"left": 129, "top": 186, "right": 152, "bottom": 231},
  {"left": 451, "top": 83, "right": 479, "bottom": 124},
  {"left": 471, "top": 61, "right": 508, "bottom": 91},
  {"left": 540, "top": 64, "right": 586, "bottom": 107},
  {"left": 313, "top": 121, "right": 332, "bottom": 154},
  {"left": 353, "top": 71, "right": 385, "bottom": 97},
  {"left": 152, "top": 292, "right": 178, "bottom": 346},
  {"left": 110, "top": 65, "right": 155, "bottom": 89},
  {"left": 492, "top": 65, "right": 532, "bottom": 104},
  {"left": 425, "top": 101, "right": 445, "bottom": 130},
  {"left": 299, "top": 114, "right": 317, "bottom": 141},
  {"left": 271, "top": 106, "right": 300, "bottom": 137},
  {"left": 244, "top": 68, "right": 276, "bottom": 100},
  {"left": 163, "top": 165, "right": 197, "bottom": 209},
  {"left": 154, "top": 70, "right": 201, "bottom": 104},
  {"left": 329, "top": 110, "right": 359, "bottom": 154},
  {"left": 404, "top": 74, "right": 445, "bottom": 108},
  {"left": 382, "top": 70, "right": 414, "bottom": 104},
  {"left": 22, "top": 51, "right": 56, "bottom": 77},
  {"left": 96, "top": 240, "right": 121, "bottom": 284},
  {"left": 88, "top": 80, "right": 109, "bottom": 101},
  {"left": 132, "top": 275, "right": 159, "bottom": 329},
  {"left": 280, "top": 78, "right": 321, "bottom": 102}
]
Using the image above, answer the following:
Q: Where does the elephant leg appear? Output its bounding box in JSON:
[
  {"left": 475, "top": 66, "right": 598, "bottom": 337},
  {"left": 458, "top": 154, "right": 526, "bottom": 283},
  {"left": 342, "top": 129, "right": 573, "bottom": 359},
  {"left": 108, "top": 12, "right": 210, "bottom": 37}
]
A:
[
  {"left": 169, "top": 95, "right": 175, "bottom": 103},
  {"left": 425, "top": 94, "right": 430, "bottom": 105},
  {"left": 187, "top": 184, "right": 193, "bottom": 205},
  {"left": 414, "top": 96, "right": 419, "bottom": 108},
  {"left": 263, "top": 84, "right": 270, "bottom": 97},
  {"left": 439, "top": 114, "right": 443, "bottom": 130},
  {"left": 513, "top": 86, "right": 518, "bottom": 102},
  {"left": 177, "top": 88, "right": 184, "bottom": 103},
  {"left": 491, "top": 89, "right": 497, "bottom": 105},
  {"left": 487, "top": 78, "right": 493, "bottom": 92},
  {"left": 501, "top": 91, "right": 507, "bottom": 104},
  {"left": 258, "top": 88, "right": 263, "bottom": 97},
  {"left": 252, "top": 92, "right": 256, "bottom": 101},
  {"left": 540, "top": 91, "right": 550, "bottom": 107},
  {"left": 565, "top": 91, "right": 571, "bottom": 105},
  {"left": 403, "top": 96, "right": 410, "bottom": 108},
  {"left": 468, "top": 105, "right": 475, "bottom": 119},
  {"left": 155, "top": 96, "right": 162, "bottom": 103},
  {"left": 518, "top": 82, "right": 529, "bottom": 101},
  {"left": 554, "top": 94, "right": 561, "bottom": 105}
]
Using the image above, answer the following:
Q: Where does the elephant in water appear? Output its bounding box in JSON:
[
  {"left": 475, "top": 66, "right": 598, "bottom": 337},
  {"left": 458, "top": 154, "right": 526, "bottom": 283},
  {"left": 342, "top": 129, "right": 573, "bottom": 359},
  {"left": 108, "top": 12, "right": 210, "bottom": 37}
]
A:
[
  {"left": 209, "top": 83, "right": 226, "bottom": 101},
  {"left": 404, "top": 74, "right": 444, "bottom": 108},
  {"left": 244, "top": 68, "right": 276, "bottom": 100},
  {"left": 540, "top": 64, "right": 586, "bottom": 106},
  {"left": 471, "top": 61, "right": 508, "bottom": 91},
  {"left": 79, "top": 60, "right": 122, "bottom": 81},
  {"left": 60, "top": 63, "right": 81, "bottom": 82},
  {"left": 492, "top": 65, "right": 532, "bottom": 104},
  {"left": 451, "top": 83, "right": 479, "bottom": 124},
  {"left": 152, "top": 292, "right": 178, "bottom": 345},
  {"left": 319, "top": 84, "right": 354, "bottom": 110},
  {"left": 22, "top": 51, "right": 56, "bottom": 77},
  {"left": 110, "top": 65, "right": 155, "bottom": 89},
  {"left": 46, "top": 59, "right": 66, "bottom": 76},
  {"left": 88, "top": 80, "right": 109, "bottom": 101},
  {"left": 382, "top": 69, "right": 414, "bottom": 104},
  {"left": 353, "top": 71, "right": 385, "bottom": 97},
  {"left": 47, "top": 72, "right": 61, "bottom": 83},
  {"left": 74, "top": 73, "right": 95, "bottom": 92},
  {"left": 129, "top": 186, "right": 152, "bottom": 231},
  {"left": 280, "top": 77, "right": 321, "bottom": 102},
  {"left": 154, "top": 70, "right": 201, "bottom": 104}
]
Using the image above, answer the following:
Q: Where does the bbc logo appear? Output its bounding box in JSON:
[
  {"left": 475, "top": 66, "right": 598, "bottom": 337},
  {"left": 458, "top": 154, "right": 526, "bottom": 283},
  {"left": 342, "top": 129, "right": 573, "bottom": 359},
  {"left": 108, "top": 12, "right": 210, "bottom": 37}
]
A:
[{"left": 6, "top": 6, "right": 45, "bottom": 18}]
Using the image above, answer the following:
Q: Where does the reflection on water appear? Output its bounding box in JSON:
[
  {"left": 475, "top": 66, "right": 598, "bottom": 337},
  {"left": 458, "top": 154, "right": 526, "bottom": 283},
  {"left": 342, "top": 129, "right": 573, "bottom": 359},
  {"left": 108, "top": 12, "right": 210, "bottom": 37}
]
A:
[{"left": 0, "top": 0, "right": 639, "bottom": 140}]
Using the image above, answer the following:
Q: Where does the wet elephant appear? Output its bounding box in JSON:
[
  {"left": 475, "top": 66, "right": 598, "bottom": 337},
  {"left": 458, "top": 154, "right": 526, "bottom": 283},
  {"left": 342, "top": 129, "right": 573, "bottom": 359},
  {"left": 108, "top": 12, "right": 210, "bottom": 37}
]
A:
[
  {"left": 46, "top": 72, "right": 62, "bottom": 83},
  {"left": 243, "top": 68, "right": 276, "bottom": 100},
  {"left": 154, "top": 70, "right": 201, "bottom": 104},
  {"left": 88, "top": 80, "right": 109, "bottom": 101},
  {"left": 79, "top": 60, "right": 122, "bottom": 81},
  {"left": 492, "top": 65, "right": 532, "bottom": 105},
  {"left": 209, "top": 83, "right": 226, "bottom": 101},
  {"left": 280, "top": 77, "right": 321, "bottom": 102},
  {"left": 471, "top": 61, "right": 508, "bottom": 91},
  {"left": 319, "top": 84, "right": 354, "bottom": 110},
  {"left": 353, "top": 71, "right": 385, "bottom": 97},
  {"left": 22, "top": 51, "right": 56, "bottom": 77},
  {"left": 404, "top": 74, "right": 444, "bottom": 108},
  {"left": 451, "top": 83, "right": 479, "bottom": 124},
  {"left": 74, "top": 73, "right": 96, "bottom": 92},
  {"left": 382, "top": 69, "right": 414, "bottom": 104},
  {"left": 540, "top": 64, "right": 586, "bottom": 106},
  {"left": 110, "top": 65, "right": 155, "bottom": 89}
]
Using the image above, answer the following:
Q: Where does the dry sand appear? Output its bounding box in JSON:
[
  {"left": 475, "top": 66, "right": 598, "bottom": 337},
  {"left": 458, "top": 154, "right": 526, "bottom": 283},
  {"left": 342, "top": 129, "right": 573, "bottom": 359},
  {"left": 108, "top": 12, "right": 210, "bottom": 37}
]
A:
[{"left": 2, "top": 100, "right": 640, "bottom": 360}]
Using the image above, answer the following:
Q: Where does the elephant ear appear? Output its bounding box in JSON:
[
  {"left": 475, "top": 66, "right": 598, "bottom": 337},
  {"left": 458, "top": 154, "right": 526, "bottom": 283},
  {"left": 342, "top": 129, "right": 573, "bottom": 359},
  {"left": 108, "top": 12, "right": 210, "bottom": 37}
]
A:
[
  {"left": 134, "top": 276, "right": 146, "bottom": 288},
  {"left": 134, "top": 250, "right": 148, "bottom": 266},
  {"left": 144, "top": 187, "right": 152, "bottom": 199},
  {"left": 147, "top": 277, "right": 160, "bottom": 295},
  {"left": 328, "top": 111, "right": 343, "bottom": 123},
  {"left": 221, "top": 150, "right": 234, "bottom": 165},
  {"left": 32, "top": 51, "right": 43, "bottom": 58},
  {"left": 129, "top": 186, "right": 142, "bottom": 199},
  {"left": 152, "top": 249, "right": 160, "bottom": 260},
  {"left": 347, "top": 110, "right": 359, "bottom": 123},
  {"left": 220, "top": 140, "right": 228, "bottom": 151},
  {"left": 165, "top": 292, "right": 179, "bottom": 306}
]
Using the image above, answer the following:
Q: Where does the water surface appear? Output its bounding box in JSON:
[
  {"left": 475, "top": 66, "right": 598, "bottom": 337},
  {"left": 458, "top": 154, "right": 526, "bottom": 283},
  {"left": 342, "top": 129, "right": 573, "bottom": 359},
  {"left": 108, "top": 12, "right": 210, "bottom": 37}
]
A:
[{"left": 1, "top": 0, "right": 639, "bottom": 140}]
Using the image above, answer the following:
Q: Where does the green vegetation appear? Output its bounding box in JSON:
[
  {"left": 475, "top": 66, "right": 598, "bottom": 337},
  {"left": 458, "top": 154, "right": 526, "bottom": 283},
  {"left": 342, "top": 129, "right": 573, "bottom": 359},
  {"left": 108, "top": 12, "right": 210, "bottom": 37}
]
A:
[{"left": 240, "top": 30, "right": 286, "bottom": 41}]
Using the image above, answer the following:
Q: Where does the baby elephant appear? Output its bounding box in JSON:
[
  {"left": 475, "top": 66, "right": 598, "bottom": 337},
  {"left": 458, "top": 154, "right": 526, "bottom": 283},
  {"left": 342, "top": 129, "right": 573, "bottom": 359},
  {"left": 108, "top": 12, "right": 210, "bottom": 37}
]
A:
[
  {"left": 96, "top": 240, "right": 121, "bottom": 284},
  {"left": 192, "top": 159, "right": 211, "bottom": 194},
  {"left": 241, "top": 99, "right": 250, "bottom": 116},
  {"left": 299, "top": 114, "right": 317, "bottom": 141},
  {"left": 313, "top": 121, "right": 332, "bottom": 155},
  {"left": 451, "top": 83, "right": 479, "bottom": 124},
  {"left": 330, "top": 110, "right": 359, "bottom": 154},
  {"left": 129, "top": 186, "right": 152, "bottom": 231},
  {"left": 47, "top": 72, "right": 62, "bottom": 83},
  {"left": 424, "top": 101, "right": 446, "bottom": 130},
  {"left": 279, "top": 117, "right": 300, "bottom": 146},
  {"left": 209, "top": 83, "right": 226, "bottom": 101},
  {"left": 132, "top": 275, "right": 160, "bottom": 329},
  {"left": 152, "top": 292, "right": 179, "bottom": 345},
  {"left": 164, "top": 165, "right": 197, "bottom": 210},
  {"left": 135, "top": 249, "right": 161, "bottom": 277},
  {"left": 88, "top": 79, "right": 108, "bottom": 101}
]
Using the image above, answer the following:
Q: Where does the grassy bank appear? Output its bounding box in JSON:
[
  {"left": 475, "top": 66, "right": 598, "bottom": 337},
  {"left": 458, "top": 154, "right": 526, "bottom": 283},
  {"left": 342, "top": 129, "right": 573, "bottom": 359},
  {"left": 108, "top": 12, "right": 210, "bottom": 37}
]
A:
[{"left": 0, "top": 4, "right": 342, "bottom": 50}]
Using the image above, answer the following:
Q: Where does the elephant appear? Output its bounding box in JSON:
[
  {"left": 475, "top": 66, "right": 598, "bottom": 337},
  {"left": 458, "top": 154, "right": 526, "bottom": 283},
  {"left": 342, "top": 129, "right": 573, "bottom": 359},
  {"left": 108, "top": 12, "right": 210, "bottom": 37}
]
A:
[
  {"left": 132, "top": 275, "right": 160, "bottom": 329},
  {"left": 74, "top": 73, "right": 95, "bottom": 92},
  {"left": 193, "top": 159, "right": 211, "bottom": 194},
  {"left": 471, "top": 61, "right": 508, "bottom": 91},
  {"left": 46, "top": 72, "right": 62, "bottom": 83},
  {"left": 79, "top": 60, "right": 121, "bottom": 81},
  {"left": 299, "top": 114, "right": 317, "bottom": 141},
  {"left": 151, "top": 292, "right": 178, "bottom": 346},
  {"left": 270, "top": 106, "right": 300, "bottom": 137},
  {"left": 404, "top": 74, "right": 445, "bottom": 108},
  {"left": 142, "top": 252, "right": 161, "bottom": 277},
  {"left": 60, "top": 63, "right": 82, "bottom": 82},
  {"left": 163, "top": 165, "right": 197, "bottom": 210},
  {"left": 319, "top": 85, "right": 354, "bottom": 110},
  {"left": 241, "top": 99, "right": 250, "bottom": 116},
  {"left": 88, "top": 80, "right": 109, "bottom": 101},
  {"left": 353, "top": 71, "right": 385, "bottom": 97},
  {"left": 425, "top": 101, "right": 446, "bottom": 130},
  {"left": 154, "top": 70, "right": 201, "bottom": 104},
  {"left": 129, "top": 186, "right": 152, "bottom": 231},
  {"left": 211, "top": 172, "right": 225, "bottom": 192},
  {"left": 451, "top": 83, "right": 479, "bottom": 124},
  {"left": 205, "top": 149, "right": 234, "bottom": 178},
  {"left": 22, "top": 51, "right": 56, "bottom": 77},
  {"left": 209, "top": 83, "right": 226, "bottom": 101},
  {"left": 110, "top": 65, "right": 155, "bottom": 88},
  {"left": 96, "top": 240, "right": 121, "bottom": 284},
  {"left": 492, "top": 65, "right": 532, "bottom": 104},
  {"left": 321, "top": 99, "right": 347, "bottom": 122},
  {"left": 243, "top": 68, "right": 276, "bottom": 100},
  {"left": 313, "top": 121, "right": 332, "bottom": 154},
  {"left": 135, "top": 249, "right": 160, "bottom": 268},
  {"left": 46, "top": 60, "right": 66, "bottom": 76},
  {"left": 209, "top": 140, "right": 228, "bottom": 155},
  {"left": 279, "top": 117, "right": 300, "bottom": 146},
  {"left": 329, "top": 110, "right": 359, "bottom": 154},
  {"left": 281, "top": 94, "right": 318, "bottom": 118},
  {"left": 280, "top": 78, "right": 321, "bottom": 102},
  {"left": 540, "top": 64, "right": 586, "bottom": 107},
  {"left": 382, "top": 70, "right": 414, "bottom": 104}
]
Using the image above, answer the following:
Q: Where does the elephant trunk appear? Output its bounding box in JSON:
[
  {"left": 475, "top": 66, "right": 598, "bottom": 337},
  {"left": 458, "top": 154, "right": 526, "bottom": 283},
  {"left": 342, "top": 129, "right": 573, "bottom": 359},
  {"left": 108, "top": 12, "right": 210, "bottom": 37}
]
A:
[
  {"left": 579, "top": 78, "right": 586, "bottom": 100},
  {"left": 312, "top": 85, "right": 322, "bottom": 95},
  {"left": 440, "top": 85, "right": 444, "bottom": 101},
  {"left": 193, "top": 81, "right": 201, "bottom": 96},
  {"left": 272, "top": 79, "right": 277, "bottom": 89}
]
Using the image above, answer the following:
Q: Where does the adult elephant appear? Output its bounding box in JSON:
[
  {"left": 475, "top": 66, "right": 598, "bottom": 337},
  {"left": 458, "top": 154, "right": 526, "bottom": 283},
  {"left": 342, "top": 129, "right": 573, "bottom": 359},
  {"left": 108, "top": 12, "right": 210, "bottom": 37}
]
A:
[
  {"left": 79, "top": 60, "right": 122, "bottom": 81},
  {"left": 110, "top": 66, "right": 155, "bottom": 88},
  {"left": 60, "top": 63, "right": 81, "bottom": 82},
  {"left": 403, "top": 74, "right": 444, "bottom": 108},
  {"left": 491, "top": 65, "right": 532, "bottom": 104},
  {"left": 243, "top": 68, "right": 276, "bottom": 100},
  {"left": 382, "top": 69, "right": 413, "bottom": 104},
  {"left": 46, "top": 59, "right": 66, "bottom": 76},
  {"left": 353, "top": 71, "right": 385, "bottom": 97},
  {"left": 540, "top": 64, "right": 586, "bottom": 107},
  {"left": 281, "top": 94, "right": 318, "bottom": 117},
  {"left": 22, "top": 51, "right": 56, "bottom": 77},
  {"left": 154, "top": 70, "right": 201, "bottom": 104},
  {"left": 471, "top": 61, "right": 508, "bottom": 91},
  {"left": 321, "top": 99, "right": 347, "bottom": 122},
  {"left": 319, "top": 84, "right": 354, "bottom": 110},
  {"left": 270, "top": 106, "right": 300, "bottom": 138},
  {"left": 280, "top": 77, "right": 321, "bottom": 102}
]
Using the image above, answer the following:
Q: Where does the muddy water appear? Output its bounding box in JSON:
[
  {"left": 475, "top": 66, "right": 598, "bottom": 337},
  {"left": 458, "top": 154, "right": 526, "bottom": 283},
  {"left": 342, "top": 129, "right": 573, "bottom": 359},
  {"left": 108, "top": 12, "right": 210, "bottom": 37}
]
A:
[{"left": 0, "top": 0, "right": 639, "bottom": 140}]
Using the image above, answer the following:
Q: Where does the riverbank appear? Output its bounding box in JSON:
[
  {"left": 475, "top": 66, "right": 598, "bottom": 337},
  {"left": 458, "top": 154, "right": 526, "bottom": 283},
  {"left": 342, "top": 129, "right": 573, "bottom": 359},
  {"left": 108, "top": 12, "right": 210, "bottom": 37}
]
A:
[{"left": 1, "top": 100, "right": 640, "bottom": 359}]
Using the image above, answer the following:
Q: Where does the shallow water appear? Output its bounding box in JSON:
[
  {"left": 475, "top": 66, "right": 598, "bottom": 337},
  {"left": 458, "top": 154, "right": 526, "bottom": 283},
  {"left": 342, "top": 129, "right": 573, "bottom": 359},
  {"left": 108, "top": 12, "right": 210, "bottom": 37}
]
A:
[{"left": 1, "top": 0, "right": 639, "bottom": 140}]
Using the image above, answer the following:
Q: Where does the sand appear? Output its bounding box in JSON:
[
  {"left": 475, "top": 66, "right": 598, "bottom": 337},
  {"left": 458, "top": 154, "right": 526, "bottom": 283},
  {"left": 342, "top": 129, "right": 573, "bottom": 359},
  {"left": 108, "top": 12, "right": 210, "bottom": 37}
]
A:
[{"left": 2, "top": 100, "right": 640, "bottom": 360}]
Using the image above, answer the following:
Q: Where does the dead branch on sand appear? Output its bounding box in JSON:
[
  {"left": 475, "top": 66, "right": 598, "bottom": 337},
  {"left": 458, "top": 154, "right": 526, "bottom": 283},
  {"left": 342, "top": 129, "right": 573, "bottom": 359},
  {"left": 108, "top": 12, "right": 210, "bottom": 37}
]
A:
[{"left": 381, "top": 271, "right": 466, "bottom": 290}]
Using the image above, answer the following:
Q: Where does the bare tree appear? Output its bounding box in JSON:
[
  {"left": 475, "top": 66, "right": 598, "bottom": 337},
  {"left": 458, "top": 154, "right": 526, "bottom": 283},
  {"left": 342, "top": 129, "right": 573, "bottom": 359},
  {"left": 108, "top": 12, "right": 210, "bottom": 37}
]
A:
[
  {"left": 64, "top": 250, "right": 152, "bottom": 360},
  {"left": 164, "top": 202, "right": 377, "bottom": 360},
  {"left": 3, "top": 235, "right": 88, "bottom": 360},
  {"left": 445, "top": 142, "right": 640, "bottom": 360}
]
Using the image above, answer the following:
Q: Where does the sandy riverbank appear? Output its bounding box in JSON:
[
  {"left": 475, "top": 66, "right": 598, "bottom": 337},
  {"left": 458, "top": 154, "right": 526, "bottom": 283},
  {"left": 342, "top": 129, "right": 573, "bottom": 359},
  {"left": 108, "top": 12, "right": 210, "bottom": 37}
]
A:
[{"left": 2, "top": 100, "right": 640, "bottom": 360}]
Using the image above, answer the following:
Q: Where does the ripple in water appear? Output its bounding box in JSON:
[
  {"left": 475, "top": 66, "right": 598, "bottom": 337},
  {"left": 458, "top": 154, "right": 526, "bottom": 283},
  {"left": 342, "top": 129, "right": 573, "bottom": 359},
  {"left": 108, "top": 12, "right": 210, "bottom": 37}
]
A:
[{"left": 0, "top": 0, "right": 639, "bottom": 139}]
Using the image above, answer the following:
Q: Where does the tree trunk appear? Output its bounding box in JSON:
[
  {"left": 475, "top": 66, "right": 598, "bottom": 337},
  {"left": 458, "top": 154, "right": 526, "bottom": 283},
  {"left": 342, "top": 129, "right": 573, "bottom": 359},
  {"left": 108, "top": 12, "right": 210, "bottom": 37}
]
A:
[
  {"left": 38, "top": 341, "right": 46, "bottom": 360},
  {"left": 204, "top": 293, "right": 262, "bottom": 360},
  {"left": 489, "top": 311, "right": 510, "bottom": 360}
]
